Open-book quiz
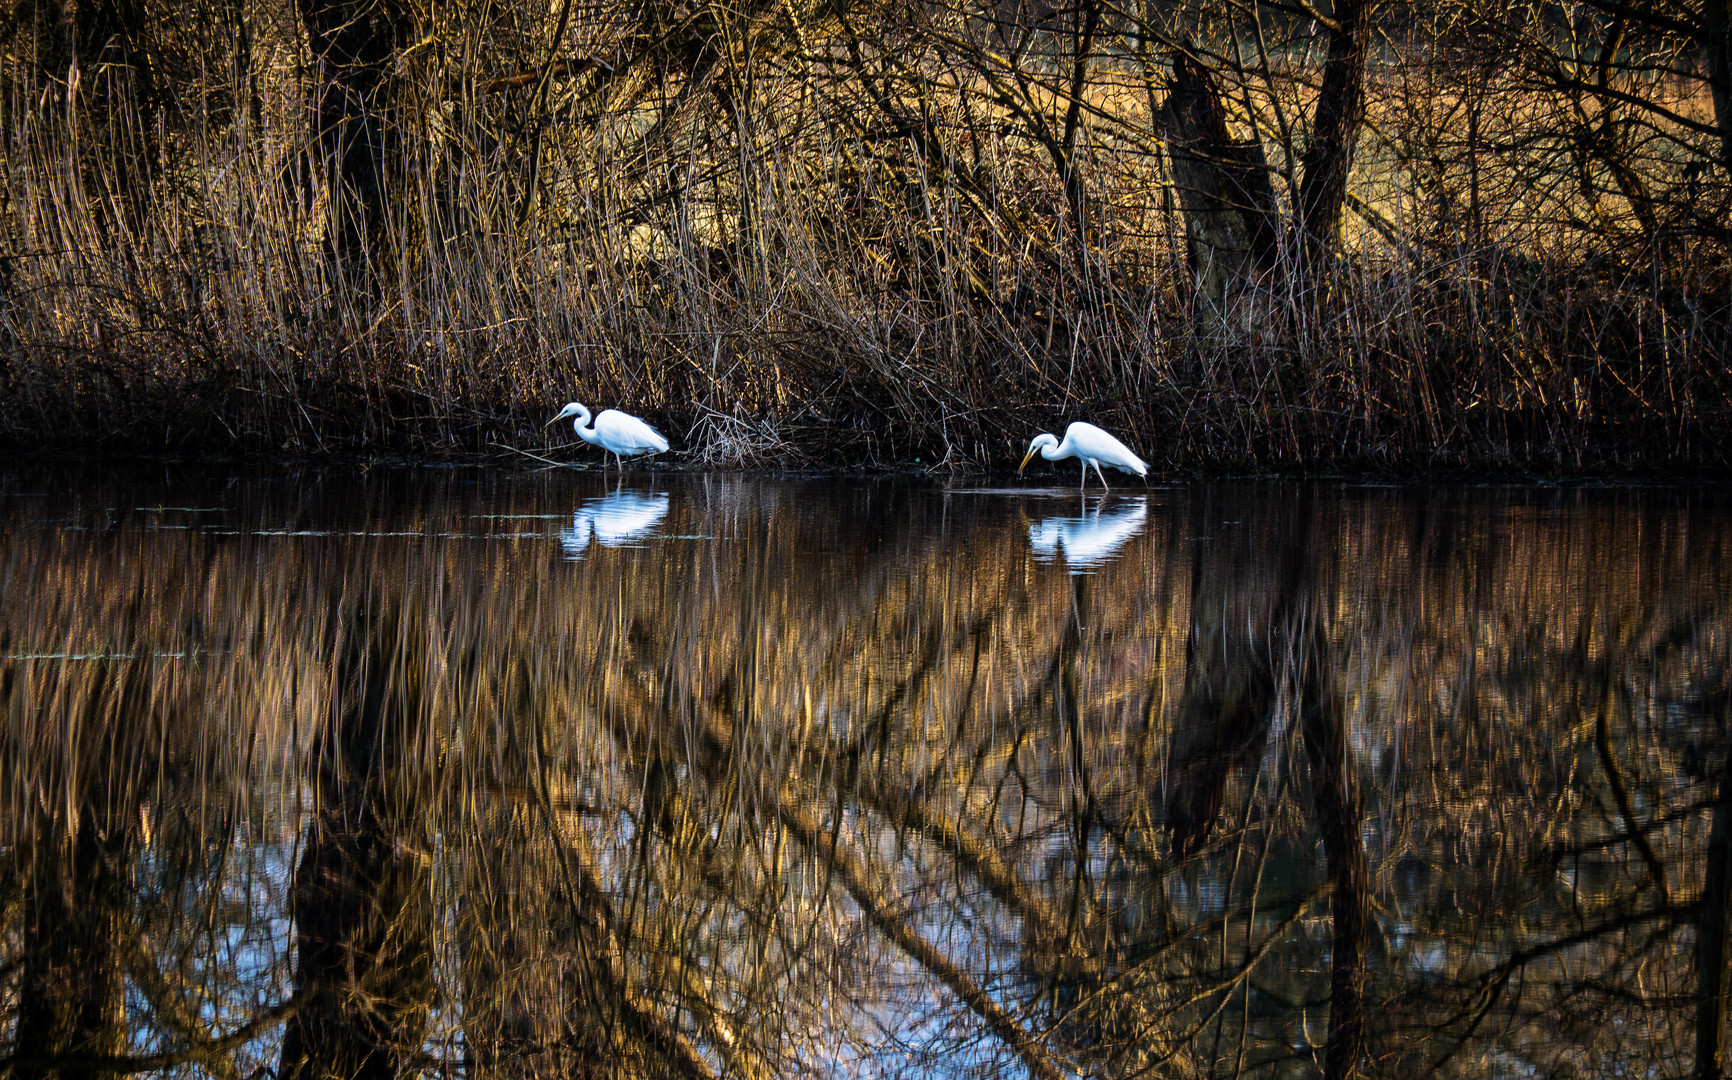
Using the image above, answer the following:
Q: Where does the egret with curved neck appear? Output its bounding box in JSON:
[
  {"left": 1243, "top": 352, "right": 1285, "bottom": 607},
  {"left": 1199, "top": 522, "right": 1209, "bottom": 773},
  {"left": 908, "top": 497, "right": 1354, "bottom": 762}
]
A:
[
  {"left": 1019, "top": 421, "right": 1147, "bottom": 491},
  {"left": 547, "top": 402, "right": 669, "bottom": 473}
]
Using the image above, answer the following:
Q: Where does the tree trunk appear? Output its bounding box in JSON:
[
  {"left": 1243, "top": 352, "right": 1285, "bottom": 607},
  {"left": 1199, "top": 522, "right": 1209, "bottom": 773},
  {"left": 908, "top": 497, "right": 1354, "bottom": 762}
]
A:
[
  {"left": 297, "top": 0, "right": 406, "bottom": 265},
  {"left": 15, "top": 0, "right": 159, "bottom": 219},
  {"left": 1706, "top": 0, "right": 1732, "bottom": 174},
  {"left": 1161, "top": 49, "right": 1280, "bottom": 315},
  {"left": 1295, "top": 0, "right": 1372, "bottom": 279}
]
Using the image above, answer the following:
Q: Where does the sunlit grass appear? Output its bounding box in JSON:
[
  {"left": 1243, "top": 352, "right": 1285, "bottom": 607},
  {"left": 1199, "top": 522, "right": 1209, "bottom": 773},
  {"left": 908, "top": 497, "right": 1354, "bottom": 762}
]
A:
[{"left": 0, "top": 14, "right": 1725, "bottom": 473}]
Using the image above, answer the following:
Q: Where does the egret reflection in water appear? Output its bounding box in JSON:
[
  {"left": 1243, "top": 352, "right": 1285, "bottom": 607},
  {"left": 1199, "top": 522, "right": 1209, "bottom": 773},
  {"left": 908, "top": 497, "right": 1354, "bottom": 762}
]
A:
[
  {"left": 558, "top": 490, "right": 669, "bottom": 556},
  {"left": 1028, "top": 495, "right": 1148, "bottom": 570},
  {"left": 5, "top": 471, "right": 1732, "bottom": 1080}
]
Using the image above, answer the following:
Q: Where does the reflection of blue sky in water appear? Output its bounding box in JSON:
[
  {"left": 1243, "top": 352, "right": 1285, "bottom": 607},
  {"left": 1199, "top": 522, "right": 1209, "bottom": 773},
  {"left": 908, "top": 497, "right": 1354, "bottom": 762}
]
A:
[
  {"left": 8, "top": 471, "right": 1725, "bottom": 1080},
  {"left": 1028, "top": 496, "right": 1147, "bottom": 572},
  {"left": 559, "top": 491, "right": 670, "bottom": 556}
]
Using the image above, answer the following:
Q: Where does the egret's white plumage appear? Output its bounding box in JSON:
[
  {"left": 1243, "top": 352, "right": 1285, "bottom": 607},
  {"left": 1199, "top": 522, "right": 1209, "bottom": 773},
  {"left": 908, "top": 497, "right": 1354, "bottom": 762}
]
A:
[
  {"left": 1019, "top": 422, "right": 1147, "bottom": 491},
  {"left": 547, "top": 402, "right": 669, "bottom": 472}
]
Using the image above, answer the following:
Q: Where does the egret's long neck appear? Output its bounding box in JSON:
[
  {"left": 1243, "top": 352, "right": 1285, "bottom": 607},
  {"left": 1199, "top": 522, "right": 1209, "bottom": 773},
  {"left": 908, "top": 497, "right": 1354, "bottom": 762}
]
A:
[
  {"left": 571, "top": 408, "right": 599, "bottom": 444},
  {"left": 1044, "top": 435, "right": 1071, "bottom": 461}
]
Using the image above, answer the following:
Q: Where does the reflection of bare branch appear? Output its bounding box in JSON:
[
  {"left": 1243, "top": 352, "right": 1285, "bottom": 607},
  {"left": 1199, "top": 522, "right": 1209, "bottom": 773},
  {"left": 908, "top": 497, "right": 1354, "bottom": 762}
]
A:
[
  {"left": 1104, "top": 896, "right": 1319, "bottom": 1070},
  {"left": 766, "top": 776, "right": 1071, "bottom": 1080},
  {"left": 119, "top": 928, "right": 248, "bottom": 1080},
  {"left": 1418, "top": 902, "right": 1689, "bottom": 1075},
  {"left": 523, "top": 711, "right": 720, "bottom": 1080},
  {"left": 611, "top": 653, "right": 1070, "bottom": 1078},
  {"left": 558, "top": 832, "right": 722, "bottom": 1080},
  {"left": 0, "top": 994, "right": 303, "bottom": 1077},
  {"left": 1593, "top": 689, "right": 1671, "bottom": 906},
  {"left": 853, "top": 767, "right": 1067, "bottom": 946},
  {"left": 6, "top": 479, "right": 1732, "bottom": 1079}
]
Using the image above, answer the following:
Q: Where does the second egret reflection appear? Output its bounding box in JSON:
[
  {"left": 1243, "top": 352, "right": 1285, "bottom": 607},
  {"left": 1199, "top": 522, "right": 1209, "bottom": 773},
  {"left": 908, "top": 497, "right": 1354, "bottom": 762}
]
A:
[
  {"left": 1029, "top": 496, "right": 1148, "bottom": 571},
  {"left": 560, "top": 491, "right": 670, "bottom": 557}
]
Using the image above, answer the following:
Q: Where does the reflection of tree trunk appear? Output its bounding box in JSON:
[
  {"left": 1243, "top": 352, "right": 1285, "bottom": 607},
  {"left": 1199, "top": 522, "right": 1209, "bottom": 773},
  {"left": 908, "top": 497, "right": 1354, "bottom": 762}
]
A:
[
  {"left": 12, "top": 655, "right": 151, "bottom": 1080},
  {"left": 461, "top": 807, "right": 577, "bottom": 1080},
  {"left": 1164, "top": 618, "right": 1276, "bottom": 860},
  {"left": 1298, "top": 616, "right": 1367, "bottom": 1080},
  {"left": 1698, "top": 703, "right": 1732, "bottom": 1080},
  {"left": 1279, "top": 490, "right": 1367, "bottom": 1080},
  {"left": 1166, "top": 495, "right": 1277, "bottom": 859},
  {"left": 14, "top": 816, "right": 131, "bottom": 1080},
  {"left": 1168, "top": 491, "right": 1367, "bottom": 1078},
  {"left": 279, "top": 605, "right": 433, "bottom": 1080},
  {"left": 280, "top": 810, "right": 433, "bottom": 1080}
]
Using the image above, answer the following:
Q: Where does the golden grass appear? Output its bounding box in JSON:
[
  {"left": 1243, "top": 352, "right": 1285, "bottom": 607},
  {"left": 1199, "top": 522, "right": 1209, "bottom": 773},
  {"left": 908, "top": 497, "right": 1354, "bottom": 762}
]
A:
[{"left": 0, "top": 15, "right": 1726, "bottom": 473}]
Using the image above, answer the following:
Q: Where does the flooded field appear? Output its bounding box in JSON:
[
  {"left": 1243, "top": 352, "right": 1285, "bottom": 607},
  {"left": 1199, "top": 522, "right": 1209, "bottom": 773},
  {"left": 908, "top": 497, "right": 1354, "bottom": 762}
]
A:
[{"left": 1, "top": 467, "right": 1728, "bottom": 1079}]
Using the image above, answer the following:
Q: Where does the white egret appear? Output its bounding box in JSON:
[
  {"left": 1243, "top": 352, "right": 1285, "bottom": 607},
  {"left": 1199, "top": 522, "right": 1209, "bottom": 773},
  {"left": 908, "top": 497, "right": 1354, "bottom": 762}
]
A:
[
  {"left": 1019, "top": 422, "right": 1148, "bottom": 491},
  {"left": 547, "top": 402, "right": 669, "bottom": 472}
]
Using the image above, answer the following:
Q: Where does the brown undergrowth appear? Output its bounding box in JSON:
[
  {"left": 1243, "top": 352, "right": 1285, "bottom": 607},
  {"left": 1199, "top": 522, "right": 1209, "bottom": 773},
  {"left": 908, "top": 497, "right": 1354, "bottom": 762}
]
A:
[{"left": 0, "top": 11, "right": 1727, "bottom": 476}]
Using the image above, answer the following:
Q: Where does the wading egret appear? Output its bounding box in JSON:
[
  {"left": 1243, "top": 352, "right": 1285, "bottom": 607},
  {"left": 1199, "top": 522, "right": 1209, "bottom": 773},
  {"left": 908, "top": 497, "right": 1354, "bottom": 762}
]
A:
[
  {"left": 1019, "top": 422, "right": 1148, "bottom": 491},
  {"left": 547, "top": 402, "right": 670, "bottom": 472}
]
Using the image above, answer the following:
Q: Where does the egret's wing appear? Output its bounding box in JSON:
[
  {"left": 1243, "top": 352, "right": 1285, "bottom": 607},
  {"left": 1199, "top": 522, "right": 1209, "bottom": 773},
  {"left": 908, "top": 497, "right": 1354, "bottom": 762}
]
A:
[
  {"left": 595, "top": 412, "right": 670, "bottom": 453},
  {"left": 1067, "top": 421, "right": 1146, "bottom": 474}
]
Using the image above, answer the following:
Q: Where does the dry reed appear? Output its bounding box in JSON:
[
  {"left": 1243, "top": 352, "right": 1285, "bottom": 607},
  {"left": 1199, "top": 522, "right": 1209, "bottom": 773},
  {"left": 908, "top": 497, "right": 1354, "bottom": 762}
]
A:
[{"left": 0, "top": 6, "right": 1726, "bottom": 474}]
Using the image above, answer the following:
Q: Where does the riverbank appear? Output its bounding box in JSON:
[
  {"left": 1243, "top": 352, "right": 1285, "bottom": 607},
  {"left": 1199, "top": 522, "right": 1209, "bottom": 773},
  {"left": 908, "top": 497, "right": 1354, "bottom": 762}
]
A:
[
  {"left": 3, "top": 345, "right": 1727, "bottom": 480},
  {"left": 3, "top": 2, "right": 1729, "bottom": 479},
  {"left": 4, "top": 202, "right": 1725, "bottom": 478}
]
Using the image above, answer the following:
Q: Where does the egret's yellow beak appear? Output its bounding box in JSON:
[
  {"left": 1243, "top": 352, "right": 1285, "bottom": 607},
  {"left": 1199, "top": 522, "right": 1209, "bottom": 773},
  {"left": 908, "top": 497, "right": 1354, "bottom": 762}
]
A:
[
  {"left": 1019, "top": 448, "right": 1036, "bottom": 472},
  {"left": 544, "top": 416, "right": 559, "bottom": 426}
]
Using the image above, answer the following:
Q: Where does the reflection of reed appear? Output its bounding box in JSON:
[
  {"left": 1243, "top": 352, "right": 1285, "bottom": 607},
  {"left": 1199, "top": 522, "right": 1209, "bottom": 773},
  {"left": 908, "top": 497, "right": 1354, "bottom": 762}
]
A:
[{"left": 0, "top": 475, "right": 1728, "bottom": 1078}]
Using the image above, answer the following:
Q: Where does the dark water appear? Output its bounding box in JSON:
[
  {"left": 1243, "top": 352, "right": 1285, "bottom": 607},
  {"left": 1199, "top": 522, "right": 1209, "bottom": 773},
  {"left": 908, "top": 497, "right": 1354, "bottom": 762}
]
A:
[{"left": 2, "top": 466, "right": 1729, "bottom": 1080}]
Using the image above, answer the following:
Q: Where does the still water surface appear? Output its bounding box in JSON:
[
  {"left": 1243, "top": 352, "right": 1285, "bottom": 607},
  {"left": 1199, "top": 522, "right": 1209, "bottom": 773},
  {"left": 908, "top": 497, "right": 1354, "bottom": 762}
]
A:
[{"left": 1, "top": 467, "right": 1729, "bottom": 1079}]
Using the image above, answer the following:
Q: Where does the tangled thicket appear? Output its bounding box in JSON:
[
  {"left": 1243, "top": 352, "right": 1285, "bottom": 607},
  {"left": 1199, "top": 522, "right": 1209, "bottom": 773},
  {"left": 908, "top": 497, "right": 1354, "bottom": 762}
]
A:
[{"left": 0, "top": 0, "right": 1728, "bottom": 472}]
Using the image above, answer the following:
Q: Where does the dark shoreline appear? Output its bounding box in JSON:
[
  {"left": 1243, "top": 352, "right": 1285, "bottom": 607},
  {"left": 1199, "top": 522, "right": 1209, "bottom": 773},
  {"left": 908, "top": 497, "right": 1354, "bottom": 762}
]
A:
[{"left": 4, "top": 444, "right": 1729, "bottom": 485}]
